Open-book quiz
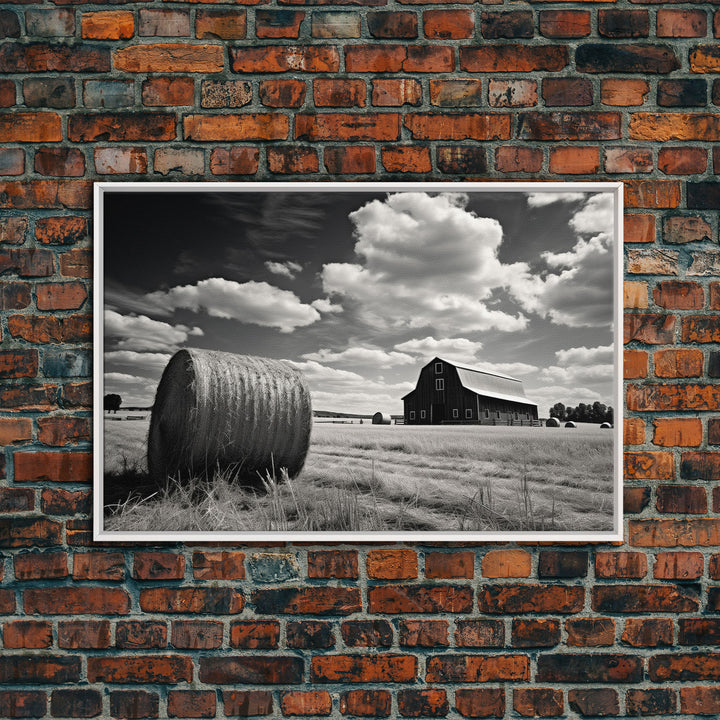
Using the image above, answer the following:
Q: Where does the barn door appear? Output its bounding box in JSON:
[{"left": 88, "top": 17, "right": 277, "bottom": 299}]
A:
[{"left": 431, "top": 403, "right": 444, "bottom": 424}]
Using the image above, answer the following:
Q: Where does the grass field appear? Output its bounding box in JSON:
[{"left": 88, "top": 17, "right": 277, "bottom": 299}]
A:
[{"left": 102, "top": 413, "right": 615, "bottom": 534}]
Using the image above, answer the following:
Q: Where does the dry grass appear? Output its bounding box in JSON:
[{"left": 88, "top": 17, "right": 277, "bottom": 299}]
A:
[{"left": 103, "top": 418, "right": 615, "bottom": 534}]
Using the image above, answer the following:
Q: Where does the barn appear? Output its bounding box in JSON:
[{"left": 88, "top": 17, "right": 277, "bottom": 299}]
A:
[{"left": 402, "top": 357, "right": 538, "bottom": 425}]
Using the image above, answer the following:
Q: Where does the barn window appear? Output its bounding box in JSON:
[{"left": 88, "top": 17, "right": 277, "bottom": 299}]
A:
[
  {"left": 465, "top": 408, "right": 472, "bottom": 419},
  {"left": 496, "top": 411, "right": 500, "bottom": 419},
  {"left": 435, "top": 362, "right": 442, "bottom": 374},
  {"left": 435, "top": 378, "right": 444, "bottom": 391},
  {"left": 409, "top": 411, "right": 415, "bottom": 420},
  {"left": 420, "top": 410, "right": 426, "bottom": 419},
  {"left": 485, "top": 409, "right": 490, "bottom": 419}
]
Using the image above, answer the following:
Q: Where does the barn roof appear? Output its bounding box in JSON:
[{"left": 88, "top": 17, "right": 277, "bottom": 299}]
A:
[{"left": 403, "top": 357, "right": 537, "bottom": 408}]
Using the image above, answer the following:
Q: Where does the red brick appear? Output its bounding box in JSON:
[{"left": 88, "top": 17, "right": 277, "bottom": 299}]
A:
[
  {"left": 0, "top": 349, "right": 37, "bottom": 379},
  {"left": 36, "top": 282, "right": 88, "bottom": 311},
  {"left": 142, "top": 77, "right": 194, "bottom": 107},
  {"left": 0, "top": 487, "right": 34, "bottom": 513},
  {"left": 627, "top": 689, "right": 676, "bottom": 715},
  {"left": 286, "top": 620, "right": 334, "bottom": 649},
  {"left": 604, "top": 147, "right": 653, "bottom": 174},
  {"left": 624, "top": 179, "right": 682, "bottom": 208},
  {"left": 538, "top": 654, "right": 643, "bottom": 684},
  {"left": 426, "top": 655, "right": 529, "bottom": 683},
  {"left": 0, "top": 383, "right": 57, "bottom": 412},
  {"left": 0, "top": 417, "right": 31, "bottom": 446},
  {"left": 594, "top": 584, "right": 699, "bottom": 613},
  {"left": 367, "top": 549, "right": 418, "bottom": 579},
  {"left": 314, "top": 78, "right": 365, "bottom": 107},
  {"left": 657, "top": 9, "right": 707, "bottom": 37},
  {"left": 168, "top": 691, "right": 216, "bottom": 719},
  {"left": 307, "top": 550, "right": 357, "bottom": 579},
  {"left": 0, "top": 248, "right": 55, "bottom": 276},
  {"left": 657, "top": 483, "right": 708, "bottom": 513},
  {"left": 566, "top": 618, "right": 615, "bottom": 647},
  {"left": 230, "top": 621, "right": 280, "bottom": 649},
  {"left": 73, "top": 552, "right": 125, "bottom": 580},
  {"left": 511, "top": 619, "right": 561, "bottom": 648},
  {"left": 654, "top": 280, "right": 703, "bottom": 309},
  {"left": 630, "top": 112, "right": 720, "bottom": 141},
  {"left": 255, "top": 10, "right": 302, "bottom": 38},
  {"left": 0, "top": 181, "right": 92, "bottom": 210},
  {"left": 280, "top": 691, "right": 332, "bottom": 716},
  {"left": 654, "top": 551, "right": 704, "bottom": 580},
  {"left": 171, "top": 621, "right": 223, "bottom": 650},
  {"left": 201, "top": 80, "right": 252, "bottom": 109},
  {"left": 628, "top": 383, "right": 720, "bottom": 412},
  {"left": 683, "top": 316, "right": 720, "bottom": 343},
  {"left": 3, "top": 620, "right": 52, "bottom": 649},
  {"left": 36, "top": 416, "right": 89, "bottom": 447},
  {"left": 60, "top": 249, "right": 91, "bottom": 278},
  {"left": 0, "top": 217, "right": 28, "bottom": 245},
  {"left": 196, "top": 9, "right": 246, "bottom": 39},
  {"left": 543, "top": 77, "right": 593, "bottom": 106},
  {"left": 549, "top": 146, "right": 599, "bottom": 174},
  {"left": 252, "top": 586, "right": 359, "bottom": 615},
  {"left": 487, "top": 80, "right": 537, "bottom": 108},
  {"left": 624, "top": 314, "right": 675, "bottom": 344},
  {"left": 110, "top": 690, "right": 159, "bottom": 720},
  {"left": 231, "top": 45, "right": 339, "bottom": 73},
  {"left": 371, "top": 78, "right": 421, "bottom": 106},
  {"left": 114, "top": 44, "right": 222, "bottom": 73},
  {"left": 622, "top": 618, "right": 673, "bottom": 648},
  {"left": 367, "top": 11, "right": 417, "bottom": 38},
  {"left": 630, "top": 518, "right": 720, "bottom": 547},
  {"left": 652, "top": 417, "right": 702, "bottom": 447},
  {"left": 482, "top": 549, "right": 531, "bottom": 578},
  {"left": 460, "top": 45, "right": 567, "bottom": 72},
  {"left": 32, "top": 147, "right": 83, "bottom": 178},
  {"left": 340, "top": 690, "right": 391, "bottom": 717},
  {"left": 95, "top": 147, "right": 148, "bottom": 174},
  {"left": 35, "top": 215, "right": 85, "bottom": 246},
  {"left": 341, "top": 620, "right": 392, "bottom": 647},
  {"left": 138, "top": 8, "right": 190, "bottom": 36},
  {"left": 116, "top": 621, "right": 168, "bottom": 649},
  {"left": 258, "top": 79, "right": 306, "bottom": 107},
  {"left": 368, "top": 585, "right": 472, "bottom": 614},
  {"left": 455, "top": 688, "right": 505, "bottom": 718},
  {"left": 56, "top": 620, "right": 109, "bottom": 650},
  {"left": 14, "top": 451, "right": 91, "bottom": 482},
  {"left": 596, "top": 552, "right": 647, "bottom": 579},
  {"left": 25, "top": 586, "right": 130, "bottom": 615},
  {"left": 513, "top": 689, "right": 563, "bottom": 718},
  {"left": 539, "top": 10, "right": 590, "bottom": 38},
  {"left": 601, "top": 79, "right": 649, "bottom": 106},
  {"left": 399, "top": 619, "right": 449, "bottom": 647},
  {"left": 0, "top": 691, "right": 46, "bottom": 718},
  {"left": 297, "top": 113, "right": 399, "bottom": 141},
  {"left": 495, "top": 147, "right": 543, "bottom": 173},
  {"left": 345, "top": 44, "right": 452, "bottom": 73},
  {"left": 710, "top": 419, "right": 720, "bottom": 445},
  {"left": 41, "top": 488, "right": 90, "bottom": 516},
  {"left": 478, "top": 585, "right": 584, "bottom": 614},
  {"left": 0, "top": 112, "right": 62, "bottom": 142},
  {"left": 624, "top": 451, "right": 674, "bottom": 479},
  {"left": 381, "top": 145, "right": 431, "bottom": 173},
  {"left": 664, "top": 216, "right": 712, "bottom": 244},
  {"left": 654, "top": 349, "right": 704, "bottom": 378},
  {"left": 0, "top": 81, "right": 15, "bottom": 109},
  {"left": 680, "top": 687, "right": 720, "bottom": 715},
  {"left": 200, "top": 656, "right": 303, "bottom": 685},
  {"left": 518, "top": 112, "right": 621, "bottom": 141},
  {"left": 423, "top": 9, "right": 473, "bottom": 38},
  {"left": 14, "top": 551, "right": 67, "bottom": 580},
  {"left": 69, "top": 113, "right": 175, "bottom": 142},
  {"left": 209, "top": 147, "right": 259, "bottom": 175},
  {"left": 398, "top": 689, "right": 448, "bottom": 718},
  {"left": 624, "top": 417, "right": 645, "bottom": 445},
  {"left": 88, "top": 656, "right": 193, "bottom": 684},
  {"left": 134, "top": 552, "right": 185, "bottom": 580},
  {"left": 185, "top": 114, "right": 288, "bottom": 141},
  {"left": 192, "top": 551, "right": 245, "bottom": 579},
  {"left": 311, "top": 655, "right": 416, "bottom": 683},
  {"left": 405, "top": 113, "right": 510, "bottom": 140},
  {"left": 140, "top": 587, "right": 244, "bottom": 614},
  {"left": 424, "top": 551, "right": 474, "bottom": 579},
  {"left": 658, "top": 146, "right": 707, "bottom": 175},
  {"left": 455, "top": 619, "right": 504, "bottom": 648},
  {"left": 82, "top": 10, "right": 134, "bottom": 39}
]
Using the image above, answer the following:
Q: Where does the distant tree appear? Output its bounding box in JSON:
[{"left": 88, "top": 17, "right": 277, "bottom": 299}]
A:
[
  {"left": 549, "top": 402, "right": 566, "bottom": 420},
  {"left": 104, "top": 393, "right": 122, "bottom": 413}
]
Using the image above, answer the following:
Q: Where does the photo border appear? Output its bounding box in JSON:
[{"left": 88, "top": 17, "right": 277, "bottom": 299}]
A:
[{"left": 93, "top": 181, "right": 624, "bottom": 543}]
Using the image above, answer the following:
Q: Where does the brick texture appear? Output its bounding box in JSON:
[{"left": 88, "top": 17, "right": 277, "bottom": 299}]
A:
[{"left": 0, "top": 3, "right": 717, "bottom": 717}]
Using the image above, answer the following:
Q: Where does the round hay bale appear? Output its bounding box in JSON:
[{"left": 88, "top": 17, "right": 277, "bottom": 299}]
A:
[
  {"left": 147, "top": 349, "right": 312, "bottom": 485},
  {"left": 372, "top": 412, "right": 391, "bottom": 425},
  {"left": 565, "top": 421, "right": 577, "bottom": 428},
  {"left": 600, "top": 422, "right": 612, "bottom": 429},
  {"left": 545, "top": 417, "right": 561, "bottom": 427}
]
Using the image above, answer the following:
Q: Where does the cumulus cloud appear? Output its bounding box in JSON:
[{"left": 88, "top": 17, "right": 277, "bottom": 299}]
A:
[
  {"left": 311, "top": 298, "right": 344, "bottom": 314},
  {"left": 526, "top": 192, "right": 587, "bottom": 208},
  {"left": 144, "top": 277, "right": 320, "bottom": 333},
  {"left": 265, "top": 260, "right": 303, "bottom": 279},
  {"left": 570, "top": 193, "right": 614, "bottom": 236},
  {"left": 394, "top": 336, "right": 485, "bottom": 365},
  {"left": 104, "top": 351, "right": 172, "bottom": 379},
  {"left": 301, "top": 347, "right": 415, "bottom": 368},
  {"left": 555, "top": 345, "right": 614, "bottom": 366},
  {"left": 321, "top": 192, "right": 529, "bottom": 335},
  {"left": 104, "top": 310, "right": 203, "bottom": 352}
]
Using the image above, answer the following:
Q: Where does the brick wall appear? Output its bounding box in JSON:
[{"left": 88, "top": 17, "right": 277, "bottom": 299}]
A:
[{"left": 1, "top": 0, "right": 720, "bottom": 716}]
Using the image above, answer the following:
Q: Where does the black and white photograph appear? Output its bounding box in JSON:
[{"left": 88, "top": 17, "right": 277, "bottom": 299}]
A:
[{"left": 94, "top": 182, "right": 623, "bottom": 542}]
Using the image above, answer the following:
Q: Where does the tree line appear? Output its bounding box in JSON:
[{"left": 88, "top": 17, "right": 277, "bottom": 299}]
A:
[{"left": 549, "top": 402, "right": 613, "bottom": 424}]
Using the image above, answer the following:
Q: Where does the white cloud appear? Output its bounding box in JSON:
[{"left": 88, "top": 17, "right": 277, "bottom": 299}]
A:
[
  {"left": 570, "top": 193, "right": 614, "bottom": 236},
  {"left": 301, "top": 347, "right": 414, "bottom": 368},
  {"left": 321, "top": 192, "right": 528, "bottom": 335},
  {"left": 104, "top": 350, "right": 172, "bottom": 381},
  {"left": 311, "top": 298, "right": 344, "bottom": 314},
  {"left": 394, "top": 336, "right": 484, "bottom": 365},
  {"left": 104, "top": 310, "right": 203, "bottom": 352},
  {"left": 144, "top": 277, "right": 320, "bottom": 333},
  {"left": 525, "top": 384, "right": 607, "bottom": 413},
  {"left": 539, "top": 364, "right": 614, "bottom": 387},
  {"left": 555, "top": 345, "right": 613, "bottom": 366},
  {"left": 473, "top": 361, "right": 538, "bottom": 378},
  {"left": 526, "top": 192, "right": 587, "bottom": 208},
  {"left": 265, "top": 260, "right": 303, "bottom": 279}
]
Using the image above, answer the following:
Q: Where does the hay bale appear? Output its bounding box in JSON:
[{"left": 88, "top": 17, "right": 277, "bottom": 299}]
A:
[
  {"left": 147, "top": 349, "right": 312, "bottom": 485},
  {"left": 565, "top": 421, "right": 577, "bottom": 428},
  {"left": 372, "top": 412, "right": 391, "bottom": 425},
  {"left": 546, "top": 417, "right": 560, "bottom": 427},
  {"left": 600, "top": 422, "right": 612, "bottom": 429}
]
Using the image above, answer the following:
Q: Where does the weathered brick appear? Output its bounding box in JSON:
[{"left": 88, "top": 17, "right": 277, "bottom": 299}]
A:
[
  {"left": 0, "top": 113, "right": 61, "bottom": 143},
  {"left": 624, "top": 351, "right": 645, "bottom": 378},
  {"left": 201, "top": 80, "right": 252, "bottom": 108},
  {"left": 605, "top": 147, "right": 652, "bottom": 174},
  {"left": 0, "top": 217, "right": 28, "bottom": 245},
  {"left": 426, "top": 655, "right": 529, "bottom": 683},
  {"left": 659, "top": 146, "right": 707, "bottom": 174},
  {"left": 209, "top": 147, "right": 259, "bottom": 175},
  {"left": 690, "top": 45, "right": 720, "bottom": 72},
  {"left": 14, "top": 551, "right": 68, "bottom": 580},
  {"left": 138, "top": 8, "right": 190, "bottom": 36},
  {"left": 650, "top": 653, "right": 720, "bottom": 681},
  {"left": 495, "top": 146, "right": 543, "bottom": 173},
  {"left": 0, "top": 10, "right": 21, "bottom": 39},
  {"left": 115, "top": 44, "right": 223, "bottom": 73},
  {"left": 280, "top": 691, "right": 331, "bottom": 717},
  {"left": 664, "top": 216, "right": 712, "bottom": 244},
  {"left": 0, "top": 43, "right": 110, "bottom": 73},
  {"left": 3, "top": 620, "right": 52, "bottom": 649},
  {"left": 193, "top": 551, "right": 245, "bottom": 579},
  {"left": 455, "top": 689, "right": 505, "bottom": 718},
  {"left": 268, "top": 146, "right": 318, "bottom": 174},
  {"left": 82, "top": 10, "right": 134, "bottom": 39},
  {"left": 69, "top": 113, "right": 176, "bottom": 142},
  {"left": 488, "top": 80, "right": 537, "bottom": 108},
  {"left": 424, "top": 9, "right": 473, "bottom": 38},
  {"left": 601, "top": 79, "right": 649, "bottom": 106},
  {"left": 252, "top": 587, "right": 359, "bottom": 615},
  {"left": 544, "top": 78, "right": 593, "bottom": 107},
  {"left": 397, "top": 689, "right": 448, "bottom": 718},
  {"left": 680, "top": 687, "right": 720, "bottom": 715},
  {"left": 598, "top": 9, "right": 649, "bottom": 38},
  {"left": 478, "top": 585, "right": 584, "bottom": 614},
  {"left": 460, "top": 45, "right": 567, "bottom": 72},
  {"left": 116, "top": 621, "right": 167, "bottom": 649},
  {"left": 341, "top": 620, "right": 392, "bottom": 647},
  {"left": 185, "top": 114, "right": 288, "bottom": 141},
  {"left": 624, "top": 417, "right": 645, "bottom": 445},
  {"left": 167, "top": 691, "right": 215, "bottom": 719},
  {"left": 595, "top": 552, "right": 647, "bottom": 579},
  {"left": 0, "top": 691, "right": 46, "bottom": 718},
  {"left": 577, "top": 44, "right": 679, "bottom": 73},
  {"left": 549, "top": 146, "right": 599, "bottom": 174},
  {"left": 629, "top": 518, "right": 720, "bottom": 547},
  {"left": 511, "top": 619, "right": 560, "bottom": 648},
  {"left": 371, "top": 79, "right": 421, "bottom": 107},
  {"left": 95, "top": 147, "right": 148, "bottom": 175},
  {"left": 653, "top": 417, "right": 702, "bottom": 447},
  {"left": 110, "top": 690, "right": 159, "bottom": 720},
  {"left": 658, "top": 8, "right": 707, "bottom": 37},
  {"left": 654, "top": 349, "right": 704, "bottom": 378},
  {"left": 537, "top": 655, "right": 643, "bottom": 684},
  {"left": 311, "top": 12, "right": 360, "bottom": 38},
  {"left": 538, "top": 551, "right": 588, "bottom": 578},
  {"left": 368, "top": 585, "right": 472, "bottom": 613},
  {"left": 50, "top": 689, "right": 102, "bottom": 718},
  {"left": 399, "top": 619, "right": 448, "bottom": 647},
  {"left": 297, "top": 113, "right": 399, "bottom": 141},
  {"left": 231, "top": 45, "right": 339, "bottom": 73},
  {"left": 230, "top": 621, "right": 280, "bottom": 649},
  {"left": 140, "top": 587, "right": 244, "bottom": 614},
  {"left": 88, "top": 656, "right": 193, "bottom": 684},
  {"left": 134, "top": 552, "right": 185, "bottom": 580},
  {"left": 513, "top": 689, "right": 563, "bottom": 718},
  {"left": 142, "top": 77, "right": 195, "bottom": 107},
  {"left": 518, "top": 112, "right": 621, "bottom": 141},
  {"left": 200, "top": 656, "right": 304, "bottom": 685},
  {"left": 314, "top": 78, "right": 365, "bottom": 107},
  {"left": 622, "top": 618, "right": 673, "bottom": 648},
  {"left": 566, "top": 618, "right": 615, "bottom": 647},
  {"left": 24, "top": 587, "right": 130, "bottom": 615},
  {"left": 286, "top": 620, "right": 334, "bottom": 649},
  {"left": 381, "top": 145, "right": 431, "bottom": 173},
  {"left": 425, "top": 551, "right": 474, "bottom": 579},
  {"left": 258, "top": 79, "right": 306, "bottom": 107},
  {"left": 624, "top": 314, "right": 675, "bottom": 344},
  {"left": 654, "top": 551, "right": 703, "bottom": 580},
  {"left": 455, "top": 619, "right": 504, "bottom": 648},
  {"left": 630, "top": 113, "right": 720, "bottom": 141},
  {"left": 34, "top": 148, "right": 85, "bottom": 178},
  {"left": 626, "top": 688, "right": 676, "bottom": 715},
  {"left": 0, "top": 148, "right": 23, "bottom": 175},
  {"left": 221, "top": 691, "right": 272, "bottom": 717},
  {"left": 568, "top": 689, "right": 619, "bottom": 718},
  {"left": 83, "top": 79, "right": 134, "bottom": 109},
  {"left": 196, "top": 9, "right": 246, "bottom": 39},
  {"left": 0, "top": 656, "right": 80, "bottom": 684},
  {"left": 481, "top": 11, "right": 533, "bottom": 38},
  {"left": 0, "top": 487, "right": 34, "bottom": 513},
  {"left": 171, "top": 620, "right": 223, "bottom": 650},
  {"left": 593, "top": 584, "right": 699, "bottom": 613},
  {"left": 367, "top": 11, "right": 417, "bottom": 38}
]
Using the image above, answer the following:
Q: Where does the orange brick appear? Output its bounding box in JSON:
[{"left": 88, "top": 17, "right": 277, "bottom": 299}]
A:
[
  {"left": 654, "top": 348, "right": 704, "bottom": 378},
  {"left": 624, "top": 417, "right": 645, "bottom": 446},
  {"left": 82, "top": 11, "right": 134, "bottom": 39},
  {"left": 367, "top": 549, "right": 418, "bottom": 580},
  {"left": 601, "top": 79, "right": 649, "bottom": 106},
  {"left": 653, "top": 418, "right": 703, "bottom": 447},
  {"left": 0, "top": 417, "right": 32, "bottom": 445},
  {"left": 114, "top": 44, "right": 224, "bottom": 73},
  {"left": 624, "top": 282, "right": 649, "bottom": 308},
  {"left": 549, "top": 146, "right": 599, "bottom": 174},
  {"left": 624, "top": 350, "right": 648, "bottom": 379},
  {"left": 482, "top": 549, "right": 531, "bottom": 578},
  {"left": 624, "top": 215, "right": 655, "bottom": 243},
  {"left": 654, "top": 551, "right": 704, "bottom": 579}
]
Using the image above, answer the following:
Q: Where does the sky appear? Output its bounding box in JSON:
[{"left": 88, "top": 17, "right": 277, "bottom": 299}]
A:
[{"left": 102, "top": 187, "right": 618, "bottom": 415}]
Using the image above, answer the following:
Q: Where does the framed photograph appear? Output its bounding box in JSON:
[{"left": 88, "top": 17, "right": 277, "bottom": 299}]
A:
[{"left": 94, "top": 182, "right": 623, "bottom": 542}]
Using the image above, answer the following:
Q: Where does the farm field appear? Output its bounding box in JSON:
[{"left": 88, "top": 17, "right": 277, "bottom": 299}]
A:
[{"left": 103, "top": 415, "right": 615, "bottom": 535}]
